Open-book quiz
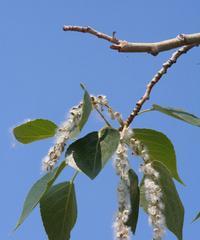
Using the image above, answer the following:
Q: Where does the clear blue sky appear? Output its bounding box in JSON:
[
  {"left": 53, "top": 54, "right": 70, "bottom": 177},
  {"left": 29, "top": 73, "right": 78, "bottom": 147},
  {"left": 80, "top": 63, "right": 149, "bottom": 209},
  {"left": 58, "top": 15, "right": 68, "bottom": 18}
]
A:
[{"left": 1, "top": 1, "right": 200, "bottom": 239}]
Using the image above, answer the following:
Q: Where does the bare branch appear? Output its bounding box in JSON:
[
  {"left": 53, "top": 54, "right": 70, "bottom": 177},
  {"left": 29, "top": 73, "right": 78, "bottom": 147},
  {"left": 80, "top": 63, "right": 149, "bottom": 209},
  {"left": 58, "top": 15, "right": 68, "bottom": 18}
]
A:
[
  {"left": 111, "top": 34, "right": 200, "bottom": 55},
  {"left": 124, "top": 44, "right": 196, "bottom": 128},
  {"left": 63, "top": 25, "right": 120, "bottom": 44},
  {"left": 63, "top": 25, "right": 200, "bottom": 55},
  {"left": 63, "top": 25, "right": 199, "bottom": 129}
]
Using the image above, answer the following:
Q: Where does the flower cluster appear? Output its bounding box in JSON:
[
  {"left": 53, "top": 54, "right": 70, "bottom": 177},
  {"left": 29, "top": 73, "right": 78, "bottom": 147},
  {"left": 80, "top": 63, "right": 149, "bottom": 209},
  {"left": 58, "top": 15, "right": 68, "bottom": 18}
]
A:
[
  {"left": 108, "top": 109, "right": 123, "bottom": 125},
  {"left": 114, "top": 143, "right": 130, "bottom": 182},
  {"left": 130, "top": 137, "right": 166, "bottom": 240},
  {"left": 91, "top": 95, "right": 108, "bottom": 110},
  {"left": 143, "top": 177, "right": 165, "bottom": 240},
  {"left": 113, "top": 132, "right": 131, "bottom": 240},
  {"left": 42, "top": 102, "right": 83, "bottom": 172},
  {"left": 92, "top": 95, "right": 123, "bottom": 125},
  {"left": 113, "top": 209, "right": 130, "bottom": 240}
]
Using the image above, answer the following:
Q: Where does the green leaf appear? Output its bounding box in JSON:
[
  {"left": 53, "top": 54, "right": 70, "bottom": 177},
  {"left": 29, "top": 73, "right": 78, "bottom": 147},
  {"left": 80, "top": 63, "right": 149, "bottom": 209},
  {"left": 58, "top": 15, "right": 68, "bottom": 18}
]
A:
[
  {"left": 66, "top": 127, "right": 120, "bottom": 179},
  {"left": 15, "top": 161, "right": 67, "bottom": 229},
  {"left": 79, "top": 84, "right": 92, "bottom": 131},
  {"left": 140, "top": 161, "right": 184, "bottom": 240},
  {"left": 133, "top": 128, "right": 184, "bottom": 185},
  {"left": 40, "top": 182, "right": 77, "bottom": 240},
  {"left": 152, "top": 104, "right": 200, "bottom": 127},
  {"left": 13, "top": 119, "right": 58, "bottom": 144},
  {"left": 193, "top": 211, "right": 200, "bottom": 222},
  {"left": 125, "top": 169, "right": 140, "bottom": 234}
]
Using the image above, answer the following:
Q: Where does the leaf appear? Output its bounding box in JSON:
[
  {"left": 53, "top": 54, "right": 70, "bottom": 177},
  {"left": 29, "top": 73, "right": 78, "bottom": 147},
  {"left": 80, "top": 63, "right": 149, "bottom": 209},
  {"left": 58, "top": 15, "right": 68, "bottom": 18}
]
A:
[
  {"left": 192, "top": 212, "right": 200, "bottom": 222},
  {"left": 152, "top": 104, "right": 200, "bottom": 127},
  {"left": 133, "top": 128, "right": 184, "bottom": 185},
  {"left": 140, "top": 161, "right": 184, "bottom": 240},
  {"left": 15, "top": 161, "right": 67, "bottom": 229},
  {"left": 13, "top": 119, "right": 58, "bottom": 144},
  {"left": 79, "top": 84, "right": 92, "bottom": 131},
  {"left": 66, "top": 127, "right": 120, "bottom": 179},
  {"left": 40, "top": 182, "right": 77, "bottom": 240},
  {"left": 125, "top": 169, "right": 140, "bottom": 234}
]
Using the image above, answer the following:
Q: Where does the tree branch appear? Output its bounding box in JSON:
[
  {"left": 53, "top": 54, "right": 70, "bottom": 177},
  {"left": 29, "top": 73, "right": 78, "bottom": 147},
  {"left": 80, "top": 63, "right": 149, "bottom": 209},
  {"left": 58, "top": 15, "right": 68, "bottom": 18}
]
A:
[
  {"left": 111, "top": 33, "right": 200, "bottom": 55},
  {"left": 63, "top": 25, "right": 200, "bottom": 55},
  {"left": 124, "top": 44, "right": 196, "bottom": 128},
  {"left": 63, "top": 25, "right": 120, "bottom": 44}
]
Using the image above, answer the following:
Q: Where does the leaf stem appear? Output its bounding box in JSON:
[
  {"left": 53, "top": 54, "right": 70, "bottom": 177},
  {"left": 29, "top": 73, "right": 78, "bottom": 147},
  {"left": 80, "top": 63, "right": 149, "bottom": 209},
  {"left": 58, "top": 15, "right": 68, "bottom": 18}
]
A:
[
  {"left": 94, "top": 106, "right": 112, "bottom": 127},
  {"left": 70, "top": 171, "right": 79, "bottom": 183},
  {"left": 137, "top": 108, "right": 154, "bottom": 115}
]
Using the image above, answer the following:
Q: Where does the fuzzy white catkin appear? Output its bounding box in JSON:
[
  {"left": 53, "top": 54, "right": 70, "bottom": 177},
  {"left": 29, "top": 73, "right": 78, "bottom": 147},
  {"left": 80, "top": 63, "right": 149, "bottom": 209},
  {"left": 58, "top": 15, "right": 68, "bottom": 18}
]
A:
[
  {"left": 91, "top": 95, "right": 108, "bottom": 109},
  {"left": 113, "top": 210, "right": 130, "bottom": 240},
  {"left": 129, "top": 136, "right": 166, "bottom": 240},
  {"left": 92, "top": 94, "right": 125, "bottom": 124},
  {"left": 42, "top": 103, "right": 83, "bottom": 172},
  {"left": 140, "top": 148, "right": 165, "bottom": 240},
  {"left": 42, "top": 94, "right": 110, "bottom": 172},
  {"left": 113, "top": 131, "right": 132, "bottom": 240},
  {"left": 96, "top": 95, "right": 108, "bottom": 106},
  {"left": 144, "top": 176, "right": 166, "bottom": 240}
]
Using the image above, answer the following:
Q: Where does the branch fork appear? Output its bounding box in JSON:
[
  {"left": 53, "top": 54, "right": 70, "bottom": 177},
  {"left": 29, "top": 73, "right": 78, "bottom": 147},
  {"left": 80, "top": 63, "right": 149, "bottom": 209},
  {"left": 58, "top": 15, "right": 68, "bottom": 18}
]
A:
[
  {"left": 63, "top": 25, "right": 199, "bottom": 128},
  {"left": 63, "top": 25, "right": 200, "bottom": 55}
]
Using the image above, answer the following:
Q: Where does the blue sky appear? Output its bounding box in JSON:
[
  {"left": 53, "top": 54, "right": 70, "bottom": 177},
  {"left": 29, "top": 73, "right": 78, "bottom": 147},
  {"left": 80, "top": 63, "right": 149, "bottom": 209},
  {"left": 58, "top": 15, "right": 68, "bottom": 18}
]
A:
[{"left": 1, "top": 0, "right": 200, "bottom": 239}]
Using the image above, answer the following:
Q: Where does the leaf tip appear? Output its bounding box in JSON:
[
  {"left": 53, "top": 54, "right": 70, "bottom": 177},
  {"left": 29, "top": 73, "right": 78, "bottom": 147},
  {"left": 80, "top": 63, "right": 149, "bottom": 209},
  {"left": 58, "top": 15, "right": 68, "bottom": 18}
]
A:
[
  {"left": 13, "top": 221, "right": 20, "bottom": 232},
  {"left": 80, "top": 83, "right": 86, "bottom": 90},
  {"left": 192, "top": 212, "right": 200, "bottom": 222},
  {"left": 176, "top": 177, "right": 185, "bottom": 186}
]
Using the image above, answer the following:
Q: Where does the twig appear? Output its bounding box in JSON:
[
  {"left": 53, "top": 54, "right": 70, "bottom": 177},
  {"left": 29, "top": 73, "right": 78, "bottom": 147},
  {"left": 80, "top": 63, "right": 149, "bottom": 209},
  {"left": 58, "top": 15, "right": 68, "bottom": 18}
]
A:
[
  {"left": 94, "top": 106, "right": 112, "bottom": 127},
  {"left": 124, "top": 44, "right": 196, "bottom": 127},
  {"left": 63, "top": 25, "right": 200, "bottom": 55},
  {"left": 63, "top": 25, "right": 120, "bottom": 44},
  {"left": 70, "top": 171, "right": 79, "bottom": 183}
]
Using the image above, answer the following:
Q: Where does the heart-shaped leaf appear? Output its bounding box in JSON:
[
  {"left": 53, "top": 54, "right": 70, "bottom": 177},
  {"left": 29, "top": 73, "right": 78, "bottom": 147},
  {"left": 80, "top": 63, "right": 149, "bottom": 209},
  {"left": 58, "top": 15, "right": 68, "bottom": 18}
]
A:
[
  {"left": 66, "top": 127, "right": 120, "bottom": 179},
  {"left": 13, "top": 119, "right": 57, "bottom": 144},
  {"left": 140, "top": 161, "right": 184, "bottom": 240},
  {"left": 125, "top": 169, "right": 140, "bottom": 234},
  {"left": 152, "top": 104, "right": 200, "bottom": 127},
  {"left": 40, "top": 182, "right": 77, "bottom": 240},
  {"left": 15, "top": 161, "right": 67, "bottom": 229},
  {"left": 133, "top": 128, "right": 184, "bottom": 184}
]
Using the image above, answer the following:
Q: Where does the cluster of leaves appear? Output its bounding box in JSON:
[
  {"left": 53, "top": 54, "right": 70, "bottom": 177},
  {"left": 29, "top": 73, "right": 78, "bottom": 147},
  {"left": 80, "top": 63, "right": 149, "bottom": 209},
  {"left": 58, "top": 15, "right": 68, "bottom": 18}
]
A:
[{"left": 13, "top": 86, "right": 200, "bottom": 240}]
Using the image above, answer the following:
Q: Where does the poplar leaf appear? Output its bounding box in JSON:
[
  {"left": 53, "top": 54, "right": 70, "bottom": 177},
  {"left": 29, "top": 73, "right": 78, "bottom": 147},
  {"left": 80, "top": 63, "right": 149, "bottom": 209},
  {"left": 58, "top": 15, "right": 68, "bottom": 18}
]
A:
[
  {"left": 125, "top": 169, "right": 140, "bottom": 234},
  {"left": 153, "top": 104, "right": 200, "bottom": 127},
  {"left": 79, "top": 84, "right": 92, "bottom": 131},
  {"left": 133, "top": 128, "right": 184, "bottom": 184},
  {"left": 15, "top": 161, "right": 67, "bottom": 229},
  {"left": 66, "top": 127, "right": 120, "bottom": 179},
  {"left": 13, "top": 119, "right": 57, "bottom": 144},
  {"left": 40, "top": 182, "right": 77, "bottom": 240}
]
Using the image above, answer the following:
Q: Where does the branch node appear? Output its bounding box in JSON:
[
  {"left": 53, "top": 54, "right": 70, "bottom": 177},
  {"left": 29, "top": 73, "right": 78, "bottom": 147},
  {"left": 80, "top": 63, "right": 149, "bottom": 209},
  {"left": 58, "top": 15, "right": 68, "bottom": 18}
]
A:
[
  {"left": 63, "top": 26, "right": 200, "bottom": 54},
  {"left": 177, "top": 34, "right": 187, "bottom": 43},
  {"left": 150, "top": 45, "right": 159, "bottom": 56},
  {"left": 124, "top": 44, "right": 195, "bottom": 127}
]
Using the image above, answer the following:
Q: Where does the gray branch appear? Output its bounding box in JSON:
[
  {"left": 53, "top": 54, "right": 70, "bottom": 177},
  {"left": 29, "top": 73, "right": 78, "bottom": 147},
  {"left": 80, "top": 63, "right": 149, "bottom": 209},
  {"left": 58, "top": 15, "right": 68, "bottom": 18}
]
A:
[
  {"left": 63, "top": 25, "right": 200, "bottom": 55},
  {"left": 124, "top": 44, "right": 196, "bottom": 127}
]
